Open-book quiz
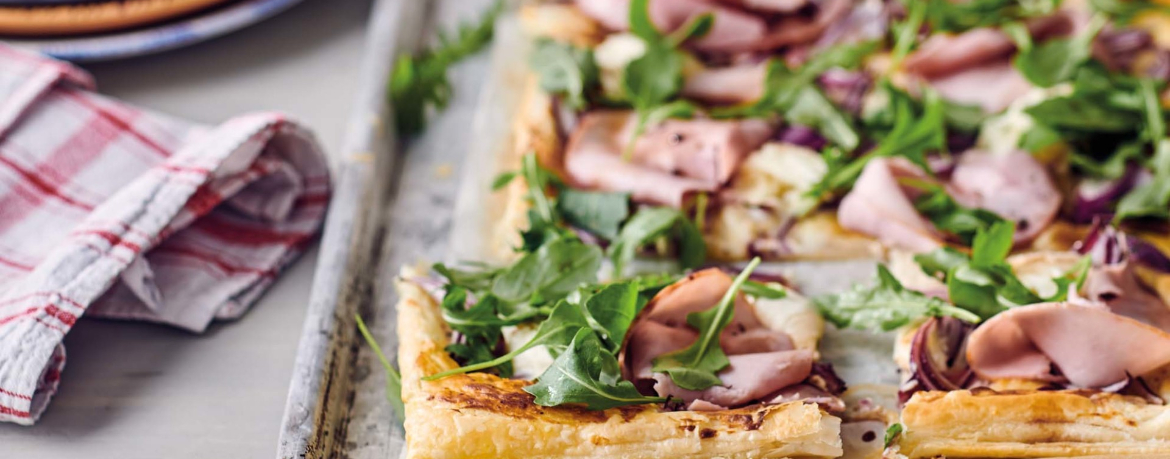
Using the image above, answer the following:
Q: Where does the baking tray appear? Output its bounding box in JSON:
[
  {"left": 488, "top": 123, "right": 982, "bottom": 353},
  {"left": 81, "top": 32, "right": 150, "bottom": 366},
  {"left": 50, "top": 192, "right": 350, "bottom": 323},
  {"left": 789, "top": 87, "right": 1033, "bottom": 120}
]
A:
[
  {"left": 275, "top": 0, "right": 511, "bottom": 457},
  {"left": 275, "top": 1, "right": 896, "bottom": 457}
]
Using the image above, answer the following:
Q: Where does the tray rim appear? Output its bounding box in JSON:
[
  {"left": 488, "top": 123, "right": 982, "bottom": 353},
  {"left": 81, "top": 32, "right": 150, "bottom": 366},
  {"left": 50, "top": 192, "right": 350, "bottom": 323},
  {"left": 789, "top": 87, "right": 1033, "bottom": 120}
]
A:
[{"left": 274, "top": 0, "right": 425, "bottom": 456}]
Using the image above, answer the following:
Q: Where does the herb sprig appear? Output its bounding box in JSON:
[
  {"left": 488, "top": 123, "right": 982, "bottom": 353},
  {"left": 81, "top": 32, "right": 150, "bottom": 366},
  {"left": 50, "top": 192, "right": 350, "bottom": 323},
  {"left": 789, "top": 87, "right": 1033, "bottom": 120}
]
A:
[
  {"left": 621, "top": 0, "right": 713, "bottom": 158},
  {"left": 390, "top": 0, "right": 505, "bottom": 136}
]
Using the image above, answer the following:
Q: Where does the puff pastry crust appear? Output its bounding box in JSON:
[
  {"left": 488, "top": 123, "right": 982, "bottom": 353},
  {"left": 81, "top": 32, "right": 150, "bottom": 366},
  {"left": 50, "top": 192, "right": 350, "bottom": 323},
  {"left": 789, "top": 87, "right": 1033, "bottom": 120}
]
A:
[
  {"left": 897, "top": 390, "right": 1170, "bottom": 458},
  {"left": 395, "top": 270, "right": 843, "bottom": 459}
]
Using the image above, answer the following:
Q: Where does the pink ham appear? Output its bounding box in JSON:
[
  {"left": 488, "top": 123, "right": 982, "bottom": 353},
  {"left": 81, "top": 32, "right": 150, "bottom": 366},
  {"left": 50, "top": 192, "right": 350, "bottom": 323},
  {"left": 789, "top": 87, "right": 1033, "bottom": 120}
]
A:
[
  {"left": 573, "top": 0, "right": 850, "bottom": 53},
  {"left": 926, "top": 60, "right": 1033, "bottom": 113},
  {"left": 651, "top": 349, "right": 815, "bottom": 407},
  {"left": 904, "top": 29, "right": 1018, "bottom": 79},
  {"left": 966, "top": 302, "right": 1170, "bottom": 388},
  {"left": 716, "top": 0, "right": 809, "bottom": 12},
  {"left": 619, "top": 268, "right": 814, "bottom": 408},
  {"left": 948, "top": 151, "right": 1061, "bottom": 243},
  {"left": 837, "top": 157, "right": 945, "bottom": 253},
  {"left": 563, "top": 110, "right": 772, "bottom": 207},
  {"left": 904, "top": 15, "right": 1074, "bottom": 78},
  {"left": 1084, "top": 263, "right": 1170, "bottom": 332},
  {"left": 682, "top": 64, "right": 768, "bottom": 105}
]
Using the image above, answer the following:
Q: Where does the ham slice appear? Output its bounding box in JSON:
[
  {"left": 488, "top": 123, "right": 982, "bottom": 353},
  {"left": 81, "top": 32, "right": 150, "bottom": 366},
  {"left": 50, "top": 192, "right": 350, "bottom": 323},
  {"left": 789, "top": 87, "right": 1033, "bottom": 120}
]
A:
[
  {"left": 1084, "top": 263, "right": 1170, "bottom": 332},
  {"left": 926, "top": 60, "right": 1033, "bottom": 113},
  {"left": 573, "top": 0, "right": 851, "bottom": 53},
  {"left": 714, "top": 0, "right": 810, "bottom": 13},
  {"left": 682, "top": 64, "right": 767, "bottom": 105},
  {"left": 620, "top": 269, "right": 815, "bottom": 408},
  {"left": 563, "top": 110, "right": 772, "bottom": 207},
  {"left": 837, "top": 157, "right": 945, "bottom": 253},
  {"left": 837, "top": 152, "right": 1060, "bottom": 251},
  {"left": 966, "top": 302, "right": 1170, "bottom": 388},
  {"left": 904, "top": 15, "right": 1074, "bottom": 79},
  {"left": 651, "top": 349, "right": 815, "bottom": 407},
  {"left": 948, "top": 151, "right": 1061, "bottom": 244},
  {"left": 904, "top": 15, "right": 1073, "bottom": 112}
]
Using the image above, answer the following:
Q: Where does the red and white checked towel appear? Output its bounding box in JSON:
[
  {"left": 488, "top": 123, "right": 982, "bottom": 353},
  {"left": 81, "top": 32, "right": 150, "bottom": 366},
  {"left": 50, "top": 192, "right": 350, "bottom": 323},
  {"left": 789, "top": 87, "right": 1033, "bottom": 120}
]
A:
[{"left": 0, "top": 46, "right": 330, "bottom": 425}]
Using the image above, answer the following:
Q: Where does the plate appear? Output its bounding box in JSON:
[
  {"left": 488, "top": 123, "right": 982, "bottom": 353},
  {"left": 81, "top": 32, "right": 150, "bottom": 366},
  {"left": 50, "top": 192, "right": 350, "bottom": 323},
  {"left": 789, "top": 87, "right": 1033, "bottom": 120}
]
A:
[{"left": 1, "top": 0, "right": 303, "bottom": 62}]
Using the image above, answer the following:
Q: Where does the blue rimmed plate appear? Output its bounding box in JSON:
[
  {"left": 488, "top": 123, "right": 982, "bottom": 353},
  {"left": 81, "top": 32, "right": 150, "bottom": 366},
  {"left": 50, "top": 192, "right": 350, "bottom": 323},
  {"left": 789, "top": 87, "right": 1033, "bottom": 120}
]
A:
[{"left": 1, "top": 0, "right": 304, "bottom": 62}]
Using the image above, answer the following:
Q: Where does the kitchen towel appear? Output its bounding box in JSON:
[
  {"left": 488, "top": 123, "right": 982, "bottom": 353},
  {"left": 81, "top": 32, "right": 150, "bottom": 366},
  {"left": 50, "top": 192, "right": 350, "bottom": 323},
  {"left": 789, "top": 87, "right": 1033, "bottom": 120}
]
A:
[{"left": 0, "top": 45, "right": 330, "bottom": 425}]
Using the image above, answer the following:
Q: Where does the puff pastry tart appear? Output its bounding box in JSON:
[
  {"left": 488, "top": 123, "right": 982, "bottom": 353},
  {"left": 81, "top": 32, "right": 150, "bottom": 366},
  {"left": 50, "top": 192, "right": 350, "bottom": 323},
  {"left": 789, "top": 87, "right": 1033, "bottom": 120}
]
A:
[
  {"left": 395, "top": 260, "right": 848, "bottom": 459},
  {"left": 489, "top": 0, "right": 1170, "bottom": 269},
  {"left": 826, "top": 224, "right": 1170, "bottom": 458}
]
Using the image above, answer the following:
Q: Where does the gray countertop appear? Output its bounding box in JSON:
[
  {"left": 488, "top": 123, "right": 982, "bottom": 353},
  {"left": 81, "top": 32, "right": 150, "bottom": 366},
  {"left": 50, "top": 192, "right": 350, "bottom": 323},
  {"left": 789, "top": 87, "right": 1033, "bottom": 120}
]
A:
[{"left": 0, "top": 0, "right": 371, "bottom": 457}]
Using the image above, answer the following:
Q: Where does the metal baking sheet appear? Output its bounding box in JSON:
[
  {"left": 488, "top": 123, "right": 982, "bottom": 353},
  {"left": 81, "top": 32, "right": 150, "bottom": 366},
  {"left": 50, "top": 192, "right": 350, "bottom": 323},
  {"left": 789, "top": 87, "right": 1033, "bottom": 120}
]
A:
[{"left": 276, "top": 1, "right": 895, "bottom": 457}]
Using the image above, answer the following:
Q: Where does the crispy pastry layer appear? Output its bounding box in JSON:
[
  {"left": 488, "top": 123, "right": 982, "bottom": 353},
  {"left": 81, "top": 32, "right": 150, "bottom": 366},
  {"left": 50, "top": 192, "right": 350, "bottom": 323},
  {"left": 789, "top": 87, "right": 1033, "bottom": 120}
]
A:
[
  {"left": 898, "top": 390, "right": 1170, "bottom": 458},
  {"left": 395, "top": 270, "right": 843, "bottom": 459}
]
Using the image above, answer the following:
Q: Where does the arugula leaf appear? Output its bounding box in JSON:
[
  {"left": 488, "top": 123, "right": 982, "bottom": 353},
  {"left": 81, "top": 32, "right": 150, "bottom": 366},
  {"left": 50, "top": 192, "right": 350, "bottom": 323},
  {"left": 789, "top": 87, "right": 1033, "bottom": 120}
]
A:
[
  {"left": 714, "top": 42, "right": 876, "bottom": 149},
  {"left": 583, "top": 282, "right": 639, "bottom": 352},
  {"left": 1090, "top": 0, "right": 1170, "bottom": 23},
  {"left": 971, "top": 219, "right": 1015, "bottom": 265},
  {"left": 491, "top": 171, "right": 518, "bottom": 190},
  {"left": 913, "top": 221, "right": 1081, "bottom": 320},
  {"left": 815, "top": 264, "right": 979, "bottom": 332},
  {"left": 786, "top": 86, "right": 861, "bottom": 150},
  {"left": 651, "top": 258, "right": 762, "bottom": 390},
  {"left": 619, "top": 0, "right": 715, "bottom": 157},
  {"left": 1014, "top": 15, "right": 1106, "bottom": 88},
  {"left": 492, "top": 236, "right": 603, "bottom": 304},
  {"left": 1116, "top": 79, "right": 1170, "bottom": 222},
  {"left": 424, "top": 300, "right": 592, "bottom": 380},
  {"left": 608, "top": 207, "right": 707, "bottom": 277},
  {"left": 809, "top": 83, "right": 946, "bottom": 198},
  {"left": 557, "top": 189, "right": 630, "bottom": 240},
  {"left": 1115, "top": 170, "right": 1170, "bottom": 220},
  {"left": 356, "top": 315, "right": 404, "bottom": 418},
  {"left": 524, "top": 328, "right": 667, "bottom": 410},
  {"left": 891, "top": 0, "right": 927, "bottom": 64},
  {"left": 529, "top": 39, "right": 600, "bottom": 110},
  {"left": 434, "top": 262, "right": 501, "bottom": 292},
  {"left": 628, "top": 0, "right": 660, "bottom": 40},
  {"left": 922, "top": 0, "right": 1060, "bottom": 32},
  {"left": 885, "top": 423, "right": 904, "bottom": 447},
  {"left": 741, "top": 280, "right": 789, "bottom": 299},
  {"left": 389, "top": 0, "right": 504, "bottom": 135},
  {"left": 623, "top": 43, "right": 686, "bottom": 116},
  {"left": 910, "top": 180, "right": 1007, "bottom": 246},
  {"left": 914, "top": 247, "right": 973, "bottom": 278}
]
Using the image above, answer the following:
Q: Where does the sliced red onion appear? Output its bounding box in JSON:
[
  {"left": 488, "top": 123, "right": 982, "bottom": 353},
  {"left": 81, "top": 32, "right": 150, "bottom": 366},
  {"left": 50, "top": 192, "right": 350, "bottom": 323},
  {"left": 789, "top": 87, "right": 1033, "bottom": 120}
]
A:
[
  {"left": 946, "top": 133, "right": 978, "bottom": 155},
  {"left": 569, "top": 225, "right": 609, "bottom": 248},
  {"left": 818, "top": 69, "right": 871, "bottom": 114},
  {"left": 1073, "top": 219, "right": 1169, "bottom": 271},
  {"left": 549, "top": 96, "right": 580, "bottom": 142},
  {"left": 776, "top": 124, "right": 829, "bottom": 151},
  {"left": 814, "top": 0, "right": 889, "bottom": 51},
  {"left": 898, "top": 317, "right": 976, "bottom": 405},
  {"left": 1074, "top": 218, "right": 1126, "bottom": 266},
  {"left": 747, "top": 216, "right": 798, "bottom": 260},
  {"left": 1130, "top": 237, "right": 1170, "bottom": 273},
  {"left": 927, "top": 154, "right": 957, "bottom": 177},
  {"left": 809, "top": 361, "right": 848, "bottom": 395},
  {"left": 1148, "top": 50, "right": 1170, "bottom": 82},
  {"left": 1093, "top": 28, "right": 1153, "bottom": 71},
  {"left": 1103, "top": 373, "right": 1166, "bottom": 405},
  {"left": 1072, "top": 165, "right": 1141, "bottom": 224}
]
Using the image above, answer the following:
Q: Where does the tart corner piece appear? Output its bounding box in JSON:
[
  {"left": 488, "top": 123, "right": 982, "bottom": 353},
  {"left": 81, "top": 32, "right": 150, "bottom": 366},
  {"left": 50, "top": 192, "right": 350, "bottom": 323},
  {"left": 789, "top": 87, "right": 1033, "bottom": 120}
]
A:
[
  {"left": 897, "top": 389, "right": 1170, "bottom": 458},
  {"left": 395, "top": 269, "right": 844, "bottom": 459}
]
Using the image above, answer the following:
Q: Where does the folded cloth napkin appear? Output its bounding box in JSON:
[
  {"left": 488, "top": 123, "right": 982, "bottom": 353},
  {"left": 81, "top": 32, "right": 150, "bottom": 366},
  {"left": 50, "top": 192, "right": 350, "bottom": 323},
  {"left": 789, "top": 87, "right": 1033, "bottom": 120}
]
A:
[{"left": 0, "top": 45, "right": 331, "bottom": 425}]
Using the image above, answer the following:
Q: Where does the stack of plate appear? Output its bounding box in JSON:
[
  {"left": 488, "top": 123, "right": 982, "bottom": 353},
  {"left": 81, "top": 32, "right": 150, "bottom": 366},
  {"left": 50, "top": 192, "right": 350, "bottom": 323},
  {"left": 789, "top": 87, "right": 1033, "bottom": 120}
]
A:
[{"left": 0, "top": 0, "right": 304, "bottom": 61}]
